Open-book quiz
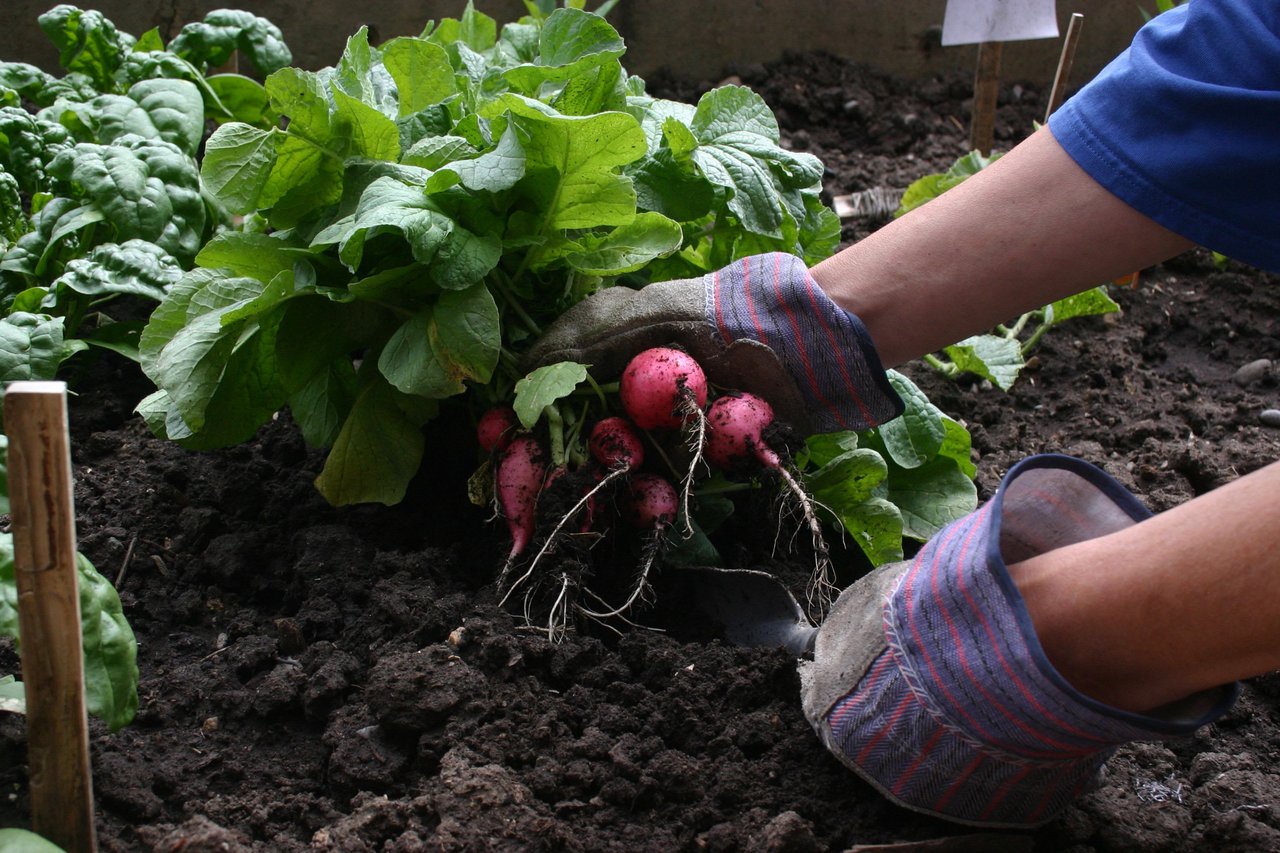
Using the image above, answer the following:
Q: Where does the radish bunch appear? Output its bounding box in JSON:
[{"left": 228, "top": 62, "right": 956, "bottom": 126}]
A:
[{"left": 483, "top": 345, "right": 833, "bottom": 640}]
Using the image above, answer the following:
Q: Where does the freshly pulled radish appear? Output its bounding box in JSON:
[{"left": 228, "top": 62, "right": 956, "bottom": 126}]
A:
[
  {"left": 503, "top": 417, "right": 646, "bottom": 607},
  {"left": 477, "top": 405, "right": 519, "bottom": 452},
  {"left": 706, "top": 392, "right": 836, "bottom": 618},
  {"left": 581, "top": 473, "right": 678, "bottom": 622},
  {"left": 589, "top": 416, "right": 645, "bottom": 470},
  {"left": 495, "top": 434, "right": 547, "bottom": 581},
  {"left": 625, "top": 473, "right": 678, "bottom": 530},
  {"left": 705, "top": 393, "right": 779, "bottom": 471},
  {"left": 621, "top": 347, "right": 709, "bottom": 537},
  {"left": 620, "top": 347, "right": 707, "bottom": 431}
]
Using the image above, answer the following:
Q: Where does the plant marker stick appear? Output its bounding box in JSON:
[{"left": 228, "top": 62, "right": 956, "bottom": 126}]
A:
[
  {"left": 5, "top": 381, "right": 98, "bottom": 853},
  {"left": 969, "top": 40, "right": 1002, "bottom": 155},
  {"left": 1045, "top": 13, "right": 1085, "bottom": 122}
]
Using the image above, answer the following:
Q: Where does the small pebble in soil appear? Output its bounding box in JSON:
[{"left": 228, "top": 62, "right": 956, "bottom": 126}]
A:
[
  {"left": 1260, "top": 409, "right": 1280, "bottom": 428},
  {"left": 1233, "top": 358, "right": 1273, "bottom": 387}
]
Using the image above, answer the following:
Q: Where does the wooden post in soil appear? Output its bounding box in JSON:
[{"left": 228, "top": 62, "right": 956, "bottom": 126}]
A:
[
  {"left": 5, "top": 381, "right": 98, "bottom": 853},
  {"left": 969, "top": 40, "right": 1003, "bottom": 155},
  {"left": 1045, "top": 13, "right": 1085, "bottom": 121}
]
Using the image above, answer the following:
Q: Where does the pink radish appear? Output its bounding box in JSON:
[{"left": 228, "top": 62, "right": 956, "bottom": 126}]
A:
[
  {"left": 580, "top": 473, "right": 678, "bottom": 622},
  {"left": 620, "top": 347, "right": 707, "bottom": 431},
  {"left": 511, "top": 417, "right": 644, "bottom": 598},
  {"left": 495, "top": 434, "right": 547, "bottom": 581},
  {"left": 625, "top": 473, "right": 678, "bottom": 529},
  {"left": 705, "top": 393, "right": 779, "bottom": 470},
  {"left": 477, "top": 405, "right": 519, "bottom": 452},
  {"left": 706, "top": 392, "right": 837, "bottom": 619},
  {"left": 588, "top": 416, "right": 645, "bottom": 470},
  {"left": 620, "top": 347, "right": 710, "bottom": 537}
]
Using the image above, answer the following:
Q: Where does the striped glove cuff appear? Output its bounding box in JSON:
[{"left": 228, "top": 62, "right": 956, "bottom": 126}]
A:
[
  {"left": 703, "top": 253, "right": 903, "bottom": 432},
  {"left": 822, "top": 454, "right": 1239, "bottom": 827}
]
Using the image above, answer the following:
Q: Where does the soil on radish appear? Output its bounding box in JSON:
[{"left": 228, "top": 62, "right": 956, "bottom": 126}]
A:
[{"left": 3, "top": 52, "right": 1280, "bottom": 852}]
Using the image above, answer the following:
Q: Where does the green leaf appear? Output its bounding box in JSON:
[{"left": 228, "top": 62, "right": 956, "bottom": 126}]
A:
[
  {"left": 513, "top": 361, "right": 588, "bottom": 428},
  {"left": 883, "top": 455, "right": 977, "bottom": 542},
  {"left": 0, "top": 313, "right": 88, "bottom": 382},
  {"left": 0, "top": 533, "right": 139, "bottom": 732},
  {"left": 381, "top": 38, "right": 457, "bottom": 116},
  {"left": 0, "top": 827, "right": 67, "bottom": 852},
  {"left": 684, "top": 86, "right": 824, "bottom": 238},
  {"left": 38, "top": 6, "right": 131, "bottom": 90},
  {"left": 1045, "top": 286, "right": 1121, "bottom": 325},
  {"left": 804, "top": 448, "right": 888, "bottom": 507},
  {"left": 314, "top": 372, "right": 434, "bottom": 506},
  {"left": 938, "top": 416, "right": 977, "bottom": 479},
  {"left": 199, "top": 123, "right": 282, "bottom": 214},
  {"left": 377, "top": 282, "right": 499, "bottom": 398},
  {"left": 46, "top": 135, "right": 205, "bottom": 265},
  {"left": 877, "top": 370, "right": 946, "bottom": 468},
  {"left": 0, "top": 677, "right": 23, "bottom": 716},
  {"left": 52, "top": 239, "right": 181, "bottom": 301},
  {"left": 323, "top": 176, "right": 501, "bottom": 287},
  {"left": 205, "top": 74, "right": 277, "bottom": 128},
  {"left": 439, "top": 123, "right": 527, "bottom": 193},
  {"left": 833, "top": 497, "right": 904, "bottom": 566},
  {"left": 168, "top": 9, "right": 292, "bottom": 76},
  {"left": 551, "top": 211, "right": 683, "bottom": 275},
  {"left": 944, "top": 334, "right": 1024, "bottom": 390},
  {"left": 896, "top": 150, "right": 1001, "bottom": 217},
  {"left": 0, "top": 434, "right": 8, "bottom": 514},
  {"left": 501, "top": 95, "right": 646, "bottom": 229},
  {"left": 501, "top": 8, "right": 625, "bottom": 92},
  {"left": 139, "top": 268, "right": 292, "bottom": 438},
  {"left": 195, "top": 231, "right": 303, "bottom": 282}
]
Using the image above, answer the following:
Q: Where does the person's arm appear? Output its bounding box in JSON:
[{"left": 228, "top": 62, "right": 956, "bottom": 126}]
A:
[{"left": 809, "top": 126, "right": 1193, "bottom": 368}]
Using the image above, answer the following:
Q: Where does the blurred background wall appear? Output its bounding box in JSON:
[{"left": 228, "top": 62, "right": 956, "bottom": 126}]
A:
[{"left": 1, "top": 0, "right": 1144, "bottom": 89}]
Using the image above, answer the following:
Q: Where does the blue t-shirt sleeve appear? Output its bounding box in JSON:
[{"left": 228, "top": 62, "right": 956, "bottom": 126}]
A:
[{"left": 1048, "top": 0, "right": 1280, "bottom": 272}]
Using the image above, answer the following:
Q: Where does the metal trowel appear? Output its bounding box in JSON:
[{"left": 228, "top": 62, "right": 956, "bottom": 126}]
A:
[{"left": 670, "top": 566, "right": 818, "bottom": 656}]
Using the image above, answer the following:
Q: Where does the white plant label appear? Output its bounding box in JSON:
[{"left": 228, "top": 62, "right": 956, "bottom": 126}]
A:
[{"left": 941, "top": 0, "right": 1059, "bottom": 46}]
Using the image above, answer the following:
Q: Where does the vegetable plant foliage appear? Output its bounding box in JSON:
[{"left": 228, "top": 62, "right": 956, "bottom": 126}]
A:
[
  {"left": 141, "top": 4, "right": 844, "bottom": 507},
  {"left": 0, "top": 5, "right": 291, "bottom": 397}
]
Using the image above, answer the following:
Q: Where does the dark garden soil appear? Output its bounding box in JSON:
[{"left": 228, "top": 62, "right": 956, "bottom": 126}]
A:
[{"left": 4, "top": 52, "right": 1280, "bottom": 853}]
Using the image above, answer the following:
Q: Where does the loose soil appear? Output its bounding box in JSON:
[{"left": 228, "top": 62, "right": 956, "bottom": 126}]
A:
[{"left": 3, "top": 52, "right": 1280, "bottom": 853}]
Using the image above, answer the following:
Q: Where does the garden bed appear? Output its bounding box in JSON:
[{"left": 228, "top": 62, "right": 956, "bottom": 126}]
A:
[{"left": 4, "top": 51, "right": 1280, "bottom": 852}]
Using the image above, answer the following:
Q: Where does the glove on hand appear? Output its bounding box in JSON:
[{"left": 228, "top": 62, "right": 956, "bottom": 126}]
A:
[
  {"left": 523, "top": 252, "right": 903, "bottom": 434},
  {"left": 799, "top": 454, "right": 1239, "bottom": 828}
]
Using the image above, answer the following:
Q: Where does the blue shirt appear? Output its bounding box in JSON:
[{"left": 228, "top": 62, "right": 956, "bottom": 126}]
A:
[{"left": 1048, "top": 1, "right": 1280, "bottom": 272}]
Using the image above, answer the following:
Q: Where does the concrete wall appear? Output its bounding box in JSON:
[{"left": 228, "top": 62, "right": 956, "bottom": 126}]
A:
[{"left": 2, "top": 0, "right": 1144, "bottom": 89}]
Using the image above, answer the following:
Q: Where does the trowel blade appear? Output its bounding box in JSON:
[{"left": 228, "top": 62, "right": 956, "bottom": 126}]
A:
[{"left": 673, "top": 566, "right": 817, "bottom": 656}]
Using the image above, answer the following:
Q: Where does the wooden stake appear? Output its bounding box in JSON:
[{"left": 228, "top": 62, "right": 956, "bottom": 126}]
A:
[
  {"left": 6, "top": 381, "right": 98, "bottom": 853},
  {"left": 969, "top": 40, "right": 1003, "bottom": 155},
  {"left": 1045, "top": 13, "right": 1085, "bottom": 122}
]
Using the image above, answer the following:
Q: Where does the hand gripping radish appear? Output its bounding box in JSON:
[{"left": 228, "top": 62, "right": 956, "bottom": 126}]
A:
[
  {"left": 523, "top": 252, "right": 903, "bottom": 435},
  {"left": 706, "top": 392, "right": 837, "bottom": 617}
]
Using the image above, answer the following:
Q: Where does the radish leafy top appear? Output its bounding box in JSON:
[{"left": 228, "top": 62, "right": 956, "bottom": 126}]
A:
[{"left": 138, "top": 3, "right": 841, "bottom": 506}]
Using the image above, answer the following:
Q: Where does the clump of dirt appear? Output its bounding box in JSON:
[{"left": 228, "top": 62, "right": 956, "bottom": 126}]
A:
[{"left": 2, "top": 51, "right": 1279, "bottom": 853}]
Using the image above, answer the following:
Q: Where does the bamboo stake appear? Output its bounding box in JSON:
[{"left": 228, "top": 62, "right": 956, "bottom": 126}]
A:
[
  {"left": 6, "top": 381, "right": 98, "bottom": 853},
  {"left": 1045, "top": 13, "right": 1085, "bottom": 122},
  {"left": 969, "top": 40, "right": 1003, "bottom": 155}
]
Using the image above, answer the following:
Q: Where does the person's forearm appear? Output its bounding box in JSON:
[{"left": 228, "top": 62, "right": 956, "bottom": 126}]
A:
[{"left": 810, "top": 125, "right": 1194, "bottom": 367}]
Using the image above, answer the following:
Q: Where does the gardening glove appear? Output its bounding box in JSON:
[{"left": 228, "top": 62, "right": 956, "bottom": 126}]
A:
[
  {"left": 523, "top": 252, "right": 903, "bottom": 435},
  {"left": 799, "top": 453, "right": 1239, "bottom": 829}
]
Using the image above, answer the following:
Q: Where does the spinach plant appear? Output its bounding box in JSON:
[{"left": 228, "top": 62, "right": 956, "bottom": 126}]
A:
[
  {"left": 896, "top": 150, "right": 1121, "bottom": 390},
  {"left": 0, "top": 6, "right": 291, "bottom": 396}
]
